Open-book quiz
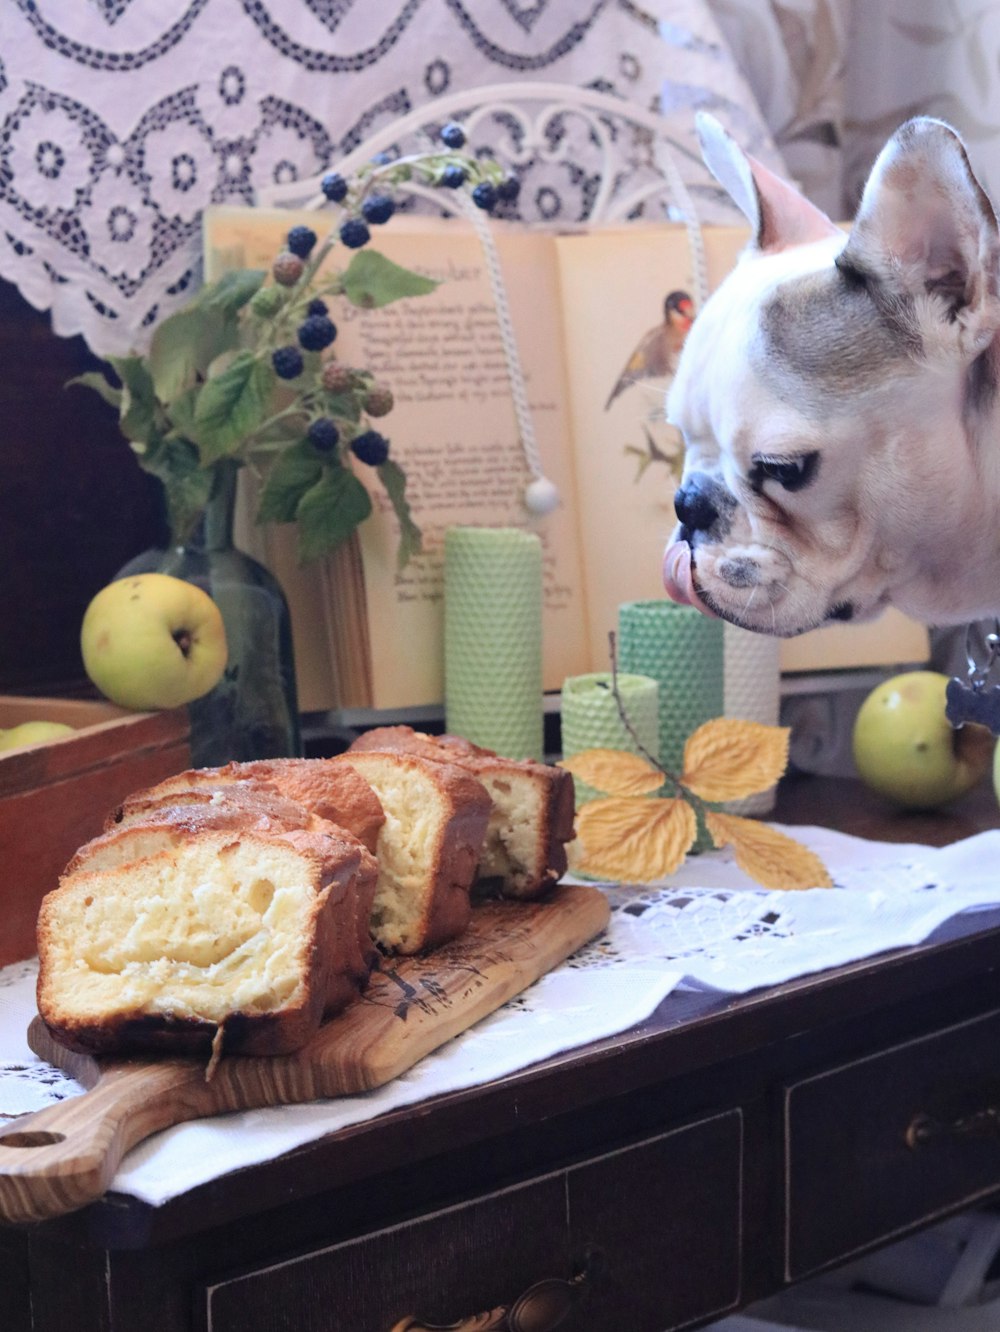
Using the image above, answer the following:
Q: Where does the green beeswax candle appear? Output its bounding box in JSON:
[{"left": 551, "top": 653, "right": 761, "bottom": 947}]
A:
[
  {"left": 560, "top": 671, "right": 660, "bottom": 804},
  {"left": 444, "top": 526, "right": 543, "bottom": 760}
]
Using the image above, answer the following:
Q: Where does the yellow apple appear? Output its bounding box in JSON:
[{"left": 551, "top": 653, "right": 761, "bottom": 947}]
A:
[
  {"left": 0, "top": 721, "right": 75, "bottom": 752},
  {"left": 80, "top": 573, "right": 228, "bottom": 711},
  {"left": 852, "top": 670, "right": 993, "bottom": 809}
]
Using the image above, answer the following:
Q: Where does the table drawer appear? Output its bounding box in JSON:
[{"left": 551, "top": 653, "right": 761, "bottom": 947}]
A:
[
  {"left": 786, "top": 1007, "right": 1000, "bottom": 1279},
  {"left": 200, "top": 1109, "right": 742, "bottom": 1332}
]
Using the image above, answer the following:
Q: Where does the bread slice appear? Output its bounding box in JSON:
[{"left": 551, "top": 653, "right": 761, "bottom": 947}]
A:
[
  {"left": 349, "top": 727, "right": 575, "bottom": 898},
  {"left": 114, "top": 758, "right": 385, "bottom": 854},
  {"left": 71, "top": 803, "right": 378, "bottom": 995},
  {"left": 37, "top": 826, "right": 373, "bottom": 1057},
  {"left": 336, "top": 751, "right": 491, "bottom": 954}
]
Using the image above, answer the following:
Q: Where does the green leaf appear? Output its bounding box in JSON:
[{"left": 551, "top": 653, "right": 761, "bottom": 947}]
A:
[
  {"left": 296, "top": 467, "right": 372, "bottom": 562},
  {"left": 341, "top": 250, "right": 438, "bottom": 309},
  {"left": 66, "top": 371, "right": 122, "bottom": 410},
  {"left": 193, "top": 351, "right": 273, "bottom": 462},
  {"left": 256, "top": 439, "right": 323, "bottom": 524},
  {"left": 378, "top": 457, "right": 423, "bottom": 569},
  {"left": 148, "top": 304, "right": 239, "bottom": 403},
  {"left": 107, "top": 355, "right": 159, "bottom": 444},
  {"left": 198, "top": 268, "right": 267, "bottom": 315}
]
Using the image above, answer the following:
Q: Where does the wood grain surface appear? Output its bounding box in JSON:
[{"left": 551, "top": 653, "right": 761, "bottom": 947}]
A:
[{"left": 0, "top": 884, "right": 609, "bottom": 1225}]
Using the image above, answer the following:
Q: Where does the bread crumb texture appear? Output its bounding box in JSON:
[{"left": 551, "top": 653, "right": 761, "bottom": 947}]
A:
[{"left": 39, "top": 837, "right": 317, "bottom": 1024}]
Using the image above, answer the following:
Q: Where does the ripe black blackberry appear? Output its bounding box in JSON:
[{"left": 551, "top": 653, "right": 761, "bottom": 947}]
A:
[
  {"left": 439, "top": 164, "right": 466, "bottom": 188},
  {"left": 440, "top": 122, "right": 466, "bottom": 149},
  {"left": 297, "top": 314, "right": 337, "bottom": 352},
  {"left": 286, "top": 225, "right": 317, "bottom": 259},
  {"left": 361, "top": 194, "right": 395, "bottom": 225},
  {"left": 339, "top": 218, "right": 371, "bottom": 249},
  {"left": 471, "top": 181, "right": 497, "bottom": 212},
  {"left": 272, "top": 345, "right": 304, "bottom": 380},
  {"left": 321, "top": 172, "right": 348, "bottom": 202},
  {"left": 351, "top": 430, "right": 390, "bottom": 466},
  {"left": 307, "top": 297, "right": 328, "bottom": 316},
  {"left": 496, "top": 176, "right": 521, "bottom": 203},
  {"left": 307, "top": 418, "right": 339, "bottom": 452}
]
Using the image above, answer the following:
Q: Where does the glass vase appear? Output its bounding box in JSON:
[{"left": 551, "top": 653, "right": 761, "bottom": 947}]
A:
[{"left": 118, "top": 461, "right": 302, "bottom": 767}]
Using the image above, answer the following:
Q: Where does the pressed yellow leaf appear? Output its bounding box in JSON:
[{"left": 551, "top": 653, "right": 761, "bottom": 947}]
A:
[
  {"left": 705, "top": 811, "right": 833, "bottom": 891},
  {"left": 575, "top": 796, "right": 697, "bottom": 881},
  {"left": 680, "top": 719, "right": 790, "bottom": 801},
  {"left": 557, "top": 748, "right": 664, "bottom": 797}
]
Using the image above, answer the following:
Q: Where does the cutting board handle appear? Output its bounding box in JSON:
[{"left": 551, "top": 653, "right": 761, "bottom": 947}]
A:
[{"left": 0, "top": 1036, "right": 213, "bottom": 1224}]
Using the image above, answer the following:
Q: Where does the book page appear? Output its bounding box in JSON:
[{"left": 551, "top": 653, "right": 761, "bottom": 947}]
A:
[
  {"left": 554, "top": 224, "right": 930, "bottom": 674},
  {"left": 205, "top": 210, "right": 589, "bottom": 710}
]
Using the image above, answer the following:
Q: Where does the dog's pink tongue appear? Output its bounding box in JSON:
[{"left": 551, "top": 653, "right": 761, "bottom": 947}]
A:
[{"left": 662, "top": 541, "right": 718, "bottom": 617}]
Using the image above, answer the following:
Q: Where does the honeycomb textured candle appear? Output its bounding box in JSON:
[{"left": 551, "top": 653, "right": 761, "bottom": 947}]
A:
[
  {"left": 560, "top": 672, "right": 659, "bottom": 804},
  {"left": 618, "top": 600, "right": 724, "bottom": 771},
  {"left": 444, "top": 527, "right": 543, "bottom": 760}
]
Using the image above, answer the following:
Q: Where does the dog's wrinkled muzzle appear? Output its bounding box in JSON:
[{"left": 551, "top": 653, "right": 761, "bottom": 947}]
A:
[{"left": 662, "top": 540, "right": 718, "bottom": 617}]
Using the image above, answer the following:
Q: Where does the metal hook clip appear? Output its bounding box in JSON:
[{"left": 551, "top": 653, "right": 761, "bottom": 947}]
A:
[{"left": 963, "top": 620, "right": 1000, "bottom": 691}]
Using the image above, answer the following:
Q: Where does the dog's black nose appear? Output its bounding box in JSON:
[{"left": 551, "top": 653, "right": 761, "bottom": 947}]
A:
[{"left": 674, "top": 473, "right": 720, "bottom": 534}]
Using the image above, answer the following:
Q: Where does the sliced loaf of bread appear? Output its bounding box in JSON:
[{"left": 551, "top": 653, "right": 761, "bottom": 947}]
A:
[
  {"left": 37, "top": 825, "right": 374, "bottom": 1057},
  {"left": 349, "top": 726, "right": 575, "bottom": 898}
]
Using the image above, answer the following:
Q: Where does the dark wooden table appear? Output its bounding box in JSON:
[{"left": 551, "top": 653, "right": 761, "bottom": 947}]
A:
[{"left": 5, "top": 773, "right": 1000, "bottom": 1332}]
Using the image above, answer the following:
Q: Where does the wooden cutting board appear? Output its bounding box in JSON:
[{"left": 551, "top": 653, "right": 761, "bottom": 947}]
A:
[{"left": 0, "top": 884, "right": 609, "bottom": 1225}]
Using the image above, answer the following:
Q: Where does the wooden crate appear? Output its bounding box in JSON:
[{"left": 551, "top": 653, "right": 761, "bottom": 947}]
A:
[{"left": 0, "top": 696, "right": 191, "bottom": 966}]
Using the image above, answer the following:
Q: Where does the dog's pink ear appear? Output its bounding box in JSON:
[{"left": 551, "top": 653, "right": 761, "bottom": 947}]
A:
[
  {"left": 841, "top": 117, "right": 1000, "bottom": 356},
  {"left": 695, "top": 112, "right": 840, "bottom": 251}
]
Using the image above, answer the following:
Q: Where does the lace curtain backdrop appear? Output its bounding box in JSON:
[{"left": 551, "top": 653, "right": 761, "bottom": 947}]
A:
[
  {"left": 706, "top": 0, "right": 1000, "bottom": 218},
  {"left": 0, "top": 0, "right": 787, "bottom": 359}
]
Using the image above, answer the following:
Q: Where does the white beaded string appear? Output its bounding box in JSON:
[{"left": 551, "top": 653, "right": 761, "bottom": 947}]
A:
[
  {"left": 654, "top": 139, "right": 711, "bottom": 311},
  {"left": 456, "top": 189, "right": 561, "bottom": 514},
  {"left": 457, "top": 130, "right": 708, "bottom": 515}
]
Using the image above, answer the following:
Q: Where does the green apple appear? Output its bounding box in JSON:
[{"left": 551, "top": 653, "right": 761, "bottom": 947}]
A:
[
  {"left": 80, "top": 573, "right": 228, "bottom": 711},
  {"left": 0, "top": 721, "right": 75, "bottom": 752},
  {"left": 852, "top": 670, "right": 993, "bottom": 809}
]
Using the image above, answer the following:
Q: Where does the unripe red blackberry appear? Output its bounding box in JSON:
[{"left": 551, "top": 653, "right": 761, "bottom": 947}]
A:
[
  {"left": 272, "top": 252, "right": 304, "bottom": 286},
  {"left": 321, "top": 361, "right": 354, "bottom": 393},
  {"left": 363, "top": 384, "right": 394, "bottom": 417}
]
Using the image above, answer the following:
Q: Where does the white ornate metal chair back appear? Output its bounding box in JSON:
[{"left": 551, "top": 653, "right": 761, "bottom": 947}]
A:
[{"left": 255, "top": 81, "right": 710, "bottom": 501}]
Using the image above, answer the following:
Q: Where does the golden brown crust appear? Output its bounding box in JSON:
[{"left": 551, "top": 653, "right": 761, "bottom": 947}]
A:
[
  {"left": 114, "top": 759, "right": 385, "bottom": 855},
  {"left": 107, "top": 783, "right": 315, "bottom": 835},
  {"left": 349, "top": 726, "right": 575, "bottom": 897}
]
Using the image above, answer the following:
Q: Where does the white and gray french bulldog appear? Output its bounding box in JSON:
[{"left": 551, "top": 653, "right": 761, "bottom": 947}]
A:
[{"left": 662, "top": 113, "right": 1000, "bottom": 637}]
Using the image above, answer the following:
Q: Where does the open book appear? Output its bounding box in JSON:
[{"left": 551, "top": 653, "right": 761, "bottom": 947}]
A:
[{"left": 205, "top": 209, "right": 929, "bottom": 713}]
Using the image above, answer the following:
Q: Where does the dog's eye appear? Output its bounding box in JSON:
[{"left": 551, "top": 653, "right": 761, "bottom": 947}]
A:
[{"left": 750, "top": 452, "right": 820, "bottom": 492}]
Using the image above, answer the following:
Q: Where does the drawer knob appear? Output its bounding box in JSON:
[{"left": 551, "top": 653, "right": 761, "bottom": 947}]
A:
[
  {"left": 907, "top": 1106, "right": 1000, "bottom": 1147},
  {"left": 392, "top": 1249, "right": 601, "bottom": 1332}
]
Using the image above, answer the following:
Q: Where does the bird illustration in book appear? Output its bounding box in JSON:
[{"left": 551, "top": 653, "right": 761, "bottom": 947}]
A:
[{"left": 604, "top": 290, "right": 695, "bottom": 411}]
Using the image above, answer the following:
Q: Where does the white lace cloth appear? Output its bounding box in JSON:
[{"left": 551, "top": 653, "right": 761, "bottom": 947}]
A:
[
  {"left": 0, "top": 0, "right": 781, "bottom": 356},
  {"left": 3, "top": 823, "right": 1000, "bottom": 1209}
]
